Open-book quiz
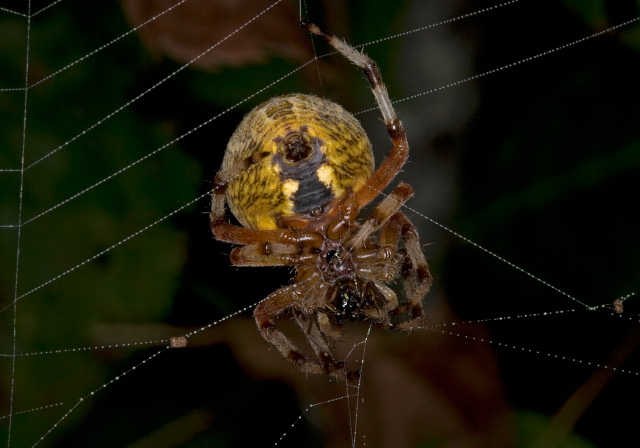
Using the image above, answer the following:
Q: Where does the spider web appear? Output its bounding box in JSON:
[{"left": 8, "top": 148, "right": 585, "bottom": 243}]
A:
[{"left": 1, "top": 0, "right": 639, "bottom": 447}]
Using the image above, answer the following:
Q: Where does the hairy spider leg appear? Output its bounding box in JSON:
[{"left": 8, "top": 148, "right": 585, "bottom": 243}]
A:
[
  {"left": 229, "top": 242, "right": 316, "bottom": 267},
  {"left": 293, "top": 309, "right": 354, "bottom": 378},
  {"left": 302, "top": 22, "right": 409, "bottom": 208},
  {"left": 381, "top": 212, "right": 432, "bottom": 328},
  {"left": 347, "top": 182, "right": 431, "bottom": 329},
  {"left": 253, "top": 272, "right": 345, "bottom": 376},
  {"left": 347, "top": 181, "right": 414, "bottom": 249}
]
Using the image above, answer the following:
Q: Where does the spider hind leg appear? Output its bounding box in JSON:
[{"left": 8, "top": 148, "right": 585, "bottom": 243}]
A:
[
  {"left": 294, "top": 310, "right": 352, "bottom": 376},
  {"left": 254, "top": 284, "right": 323, "bottom": 375},
  {"left": 254, "top": 282, "right": 358, "bottom": 380}
]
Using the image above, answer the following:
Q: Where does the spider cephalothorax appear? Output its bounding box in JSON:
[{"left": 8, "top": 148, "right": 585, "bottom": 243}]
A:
[{"left": 210, "top": 23, "right": 432, "bottom": 380}]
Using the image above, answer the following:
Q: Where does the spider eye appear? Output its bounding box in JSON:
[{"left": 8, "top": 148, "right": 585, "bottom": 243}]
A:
[{"left": 280, "top": 131, "right": 314, "bottom": 165}]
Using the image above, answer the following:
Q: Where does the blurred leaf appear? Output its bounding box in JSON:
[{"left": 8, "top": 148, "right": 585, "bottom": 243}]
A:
[
  {"left": 121, "top": 0, "right": 312, "bottom": 72},
  {"left": 517, "top": 411, "right": 595, "bottom": 448}
]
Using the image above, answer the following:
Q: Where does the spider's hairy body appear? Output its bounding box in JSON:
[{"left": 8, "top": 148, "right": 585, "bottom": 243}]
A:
[
  {"left": 222, "top": 94, "right": 374, "bottom": 230},
  {"left": 211, "top": 22, "right": 432, "bottom": 380},
  {"left": 276, "top": 195, "right": 401, "bottom": 319}
]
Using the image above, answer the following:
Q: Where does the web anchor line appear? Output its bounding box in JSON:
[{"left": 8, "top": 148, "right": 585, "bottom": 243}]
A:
[
  {"left": 7, "top": 0, "right": 33, "bottom": 445},
  {"left": 29, "top": 348, "right": 168, "bottom": 447},
  {"left": 0, "top": 5, "right": 27, "bottom": 17},
  {"left": 407, "top": 202, "right": 592, "bottom": 308},
  {"left": 428, "top": 327, "right": 640, "bottom": 377},
  {"left": 356, "top": 16, "right": 640, "bottom": 116},
  {"left": 7, "top": 298, "right": 634, "bottom": 361}
]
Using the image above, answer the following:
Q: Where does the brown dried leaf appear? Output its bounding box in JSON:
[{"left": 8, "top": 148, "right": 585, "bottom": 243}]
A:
[{"left": 121, "top": 0, "right": 313, "bottom": 72}]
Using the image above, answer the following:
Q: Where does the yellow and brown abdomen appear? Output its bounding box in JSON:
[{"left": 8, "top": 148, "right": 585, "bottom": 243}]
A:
[{"left": 222, "top": 93, "right": 374, "bottom": 229}]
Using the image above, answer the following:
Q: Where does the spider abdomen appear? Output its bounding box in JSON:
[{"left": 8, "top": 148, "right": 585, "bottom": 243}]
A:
[{"left": 221, "top": 94, "right": 374, "bottom": 230}]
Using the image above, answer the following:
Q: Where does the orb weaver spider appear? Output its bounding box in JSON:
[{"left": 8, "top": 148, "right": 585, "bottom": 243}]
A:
[{"left": 210, "top": 22, "right": 432, "bottom": 380}]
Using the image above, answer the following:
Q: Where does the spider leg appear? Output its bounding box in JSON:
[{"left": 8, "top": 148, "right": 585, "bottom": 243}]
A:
[
  {"left": 229, "top": 241, "right": 319, "bottom": 267},
  {"left": 357, "top": 281, "right": 398, "bottom": 330},
  {"left": 346, "top": 181, "right": 414, "bottom": 249},
  {"left": 387, "top": 212, "right": 432, "bottom": 329},
  {"left": 303, "top": 22, "right": 409, "bottom": 208},
  {"left": 293, "top": 309, "right": 350, "bottom": 378},
  {"left": 212, "top": 222, "right": 301, "bottom": 246},
  {"left": 355, "top": 208, "right": 431, "bottom": 330},
  {"left": 254, "top": 282, "right": 325, "bottom": 376},
  {"left": 317, "top": 308, "right": 343, "bottom": 340}
]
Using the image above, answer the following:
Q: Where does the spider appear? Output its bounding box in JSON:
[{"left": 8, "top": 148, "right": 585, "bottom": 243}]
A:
[{"left": 210, "top": 22, "right": 432, "bottom": 380}]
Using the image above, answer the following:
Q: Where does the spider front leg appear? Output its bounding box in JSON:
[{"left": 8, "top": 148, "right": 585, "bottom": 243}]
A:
[
  {"left": 229, "top": 238, "right": 323, "bottom": 267},
  {"left": 303, "top": 22, "right": 409, "bottom": 208},
  {"left": 343, "top": 182, "right": 426, "bottom": 329},
  {"left": 348, "top": 179, "right": 431, "bottom": 327},
  {"left": 347, "top": 181, "right": 415, "bottom": 249},
  {"left": 380, "top": 211, "right": 432, "bottom": 329}
]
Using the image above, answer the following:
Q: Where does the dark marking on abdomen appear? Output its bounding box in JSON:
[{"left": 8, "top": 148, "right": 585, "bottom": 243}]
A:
[
  {"left": 272, "top": 131, "right": 335, "bottom": 214},
  {"left": 292, "top": 173, "right": 334, "bottom": 214},
  {"left": 265, "top": 100, "right": 295, "bottom": 121}
]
